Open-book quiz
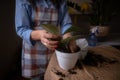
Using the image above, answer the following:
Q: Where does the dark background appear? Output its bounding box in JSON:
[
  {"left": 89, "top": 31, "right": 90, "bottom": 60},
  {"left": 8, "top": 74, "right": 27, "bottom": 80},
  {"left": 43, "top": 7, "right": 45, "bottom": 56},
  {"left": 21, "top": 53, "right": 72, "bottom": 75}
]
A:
[
  {"left": 0, "top": 0, "right": 120, "bottom": 79},
  {"left": 0, "top": 0, "right": 22, "bottom": 79}
]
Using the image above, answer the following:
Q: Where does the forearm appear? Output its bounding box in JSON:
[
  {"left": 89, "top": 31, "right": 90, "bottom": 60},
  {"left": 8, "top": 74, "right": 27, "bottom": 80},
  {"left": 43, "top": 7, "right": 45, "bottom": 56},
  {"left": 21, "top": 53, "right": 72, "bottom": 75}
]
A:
[{"left": 30, "top": 30, "right": 41, "bottom": 41}]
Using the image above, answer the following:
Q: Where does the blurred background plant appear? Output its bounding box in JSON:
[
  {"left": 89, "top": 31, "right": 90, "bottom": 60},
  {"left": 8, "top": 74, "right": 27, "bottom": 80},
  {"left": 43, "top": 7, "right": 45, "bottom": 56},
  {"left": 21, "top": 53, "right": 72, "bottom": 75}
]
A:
[
  {"left": 67, "top": 1, "right": 91, "bottom": 14},
  {"left": 67, "top": 0, "right": 120, "bottom": 26},
  {"left": 80, "top": 1, "right": 91, "bottom": 14},
  {"left": 88, "top": 0, "right": 120, "bottom": 26},
  {"left": 67, "top": 0, "right": 120, "bottom": 41}
]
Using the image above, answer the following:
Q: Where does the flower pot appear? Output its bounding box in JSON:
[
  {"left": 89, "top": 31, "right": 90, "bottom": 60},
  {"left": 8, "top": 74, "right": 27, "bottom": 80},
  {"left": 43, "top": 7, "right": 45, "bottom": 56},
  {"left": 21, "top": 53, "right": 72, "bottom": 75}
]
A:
[
  {"left": 97, "top": 26, "right": 110, "bottom": 37},
  {"left": 55, "top": 38, "right": 88, "bottom": 70},
  {"left": 90, "top": 26, "right": 110, "bottom": 41},
  {"left": 97, "top": 26, "right": 110, "bottom": 41},
  {"left": 76, "top": 38, "right": 88, "bottom": 60},
  {"left": 90, "top": 26, "right": 110, "bottom": 37},
  {"left": 55, "top": 50, "right": 80, "bottom": 70}
]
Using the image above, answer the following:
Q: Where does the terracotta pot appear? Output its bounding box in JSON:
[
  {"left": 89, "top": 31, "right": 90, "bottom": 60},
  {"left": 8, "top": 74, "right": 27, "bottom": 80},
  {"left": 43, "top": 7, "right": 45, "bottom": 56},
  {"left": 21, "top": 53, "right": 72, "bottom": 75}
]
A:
[
  {"left": 90, "top": 26, "right": 110, "bottom": 37},
  {"left": 97, "top": 26, "right": 110, "bottom": 37},
  {"left": 90, "top": 26, "right": 110, "bottom": 41}
]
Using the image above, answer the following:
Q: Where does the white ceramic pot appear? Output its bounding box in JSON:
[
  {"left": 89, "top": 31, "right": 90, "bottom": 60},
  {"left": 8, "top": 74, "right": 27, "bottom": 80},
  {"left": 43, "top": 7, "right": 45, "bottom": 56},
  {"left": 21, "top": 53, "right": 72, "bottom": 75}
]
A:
[
  {"left": 76, "top": 38, "right": 88, "bottom": 60},
  {"left": 55, "top": 38, "right": 88, "bottom": 70},
  {"left": 55, "top": 50, "right": 80, "bottom": 70}
]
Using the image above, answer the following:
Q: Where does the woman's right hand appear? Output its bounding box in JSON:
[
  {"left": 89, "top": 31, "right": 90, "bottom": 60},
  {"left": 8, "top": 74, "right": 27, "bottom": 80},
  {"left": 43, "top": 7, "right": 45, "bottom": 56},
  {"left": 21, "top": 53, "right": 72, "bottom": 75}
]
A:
[{"left": 31, "top": 30, "right": 61, "bottom": 50}]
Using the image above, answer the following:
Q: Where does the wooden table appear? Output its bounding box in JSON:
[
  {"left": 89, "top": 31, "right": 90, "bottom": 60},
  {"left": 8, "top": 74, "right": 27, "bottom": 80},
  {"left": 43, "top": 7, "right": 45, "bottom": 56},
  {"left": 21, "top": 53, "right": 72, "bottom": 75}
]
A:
[{"left": 44, "top": 46, "right": 120, "bottom": 80}]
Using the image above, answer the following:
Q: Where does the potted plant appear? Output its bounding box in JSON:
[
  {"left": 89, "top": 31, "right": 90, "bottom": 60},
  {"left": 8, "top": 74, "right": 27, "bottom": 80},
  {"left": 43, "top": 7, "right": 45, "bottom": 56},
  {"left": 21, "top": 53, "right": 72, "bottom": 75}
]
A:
[
  {"left": 42, "top": 24, "right": 88, "bottom": 70},
  {"left": 88, "top": 0, "right": 120, "bottom": 37}
]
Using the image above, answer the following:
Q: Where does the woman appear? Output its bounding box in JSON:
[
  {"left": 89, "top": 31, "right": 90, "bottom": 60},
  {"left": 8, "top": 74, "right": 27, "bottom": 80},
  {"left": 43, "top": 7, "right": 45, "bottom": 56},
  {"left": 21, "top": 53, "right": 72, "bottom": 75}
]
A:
[{"left": 15, "top": 0, "right": 72, "bottom": 80}]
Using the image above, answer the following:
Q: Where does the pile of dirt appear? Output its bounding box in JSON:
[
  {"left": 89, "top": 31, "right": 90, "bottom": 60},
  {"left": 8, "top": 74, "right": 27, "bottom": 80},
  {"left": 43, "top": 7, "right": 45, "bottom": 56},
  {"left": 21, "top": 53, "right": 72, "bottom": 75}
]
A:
[{"left": 76, "top": 51, "right": 119, "bottom": 69}]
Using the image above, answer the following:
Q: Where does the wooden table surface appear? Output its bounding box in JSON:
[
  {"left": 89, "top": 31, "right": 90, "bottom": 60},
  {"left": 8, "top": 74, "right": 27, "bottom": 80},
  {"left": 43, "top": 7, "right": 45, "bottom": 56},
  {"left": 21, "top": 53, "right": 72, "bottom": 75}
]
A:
[{"left": 44, "top": 46, "right": 120, "bottom": 80}]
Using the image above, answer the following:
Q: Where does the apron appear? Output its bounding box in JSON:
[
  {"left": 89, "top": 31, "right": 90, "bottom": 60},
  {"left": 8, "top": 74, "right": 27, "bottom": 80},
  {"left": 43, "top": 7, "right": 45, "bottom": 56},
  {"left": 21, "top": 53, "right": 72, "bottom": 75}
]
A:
[{"left": 22, "top": 4, "right": 58, "bottom": 78}]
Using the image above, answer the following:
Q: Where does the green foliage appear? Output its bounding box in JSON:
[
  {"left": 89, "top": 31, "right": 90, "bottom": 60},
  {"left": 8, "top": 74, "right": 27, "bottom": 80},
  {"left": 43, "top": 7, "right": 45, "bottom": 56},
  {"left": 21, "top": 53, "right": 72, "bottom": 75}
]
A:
[
  {"left": 63, "top": 25, "right": 81, "bottom": 34},
  {"left": 42, "top": 24, "right": 81, "bottom": 53},
  {"left": 42, "top": 24, "right": 60, "bottom": 35}
]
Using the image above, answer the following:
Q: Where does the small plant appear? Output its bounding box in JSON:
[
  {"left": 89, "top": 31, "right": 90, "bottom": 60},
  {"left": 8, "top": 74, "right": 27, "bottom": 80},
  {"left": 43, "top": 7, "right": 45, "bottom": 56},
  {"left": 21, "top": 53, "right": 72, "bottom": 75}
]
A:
[{"left": 42, "top": 24, "right": 84, "bottom": 53}]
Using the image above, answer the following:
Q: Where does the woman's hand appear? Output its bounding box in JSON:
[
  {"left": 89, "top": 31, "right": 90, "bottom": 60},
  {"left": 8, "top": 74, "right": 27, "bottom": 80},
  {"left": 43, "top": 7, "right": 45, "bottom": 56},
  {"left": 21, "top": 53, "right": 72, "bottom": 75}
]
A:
[
  {"left": 63, "top": 33, "right": 78, "bottom": 53},
  {"left": 31, "top": 30, "right": 61, "bottom": 50},
  {"left": 40, "top": 30, "right": 61, "bottom": 50},
  {"left": 62, "top": 33, "right": 71, "bottom": 39}
]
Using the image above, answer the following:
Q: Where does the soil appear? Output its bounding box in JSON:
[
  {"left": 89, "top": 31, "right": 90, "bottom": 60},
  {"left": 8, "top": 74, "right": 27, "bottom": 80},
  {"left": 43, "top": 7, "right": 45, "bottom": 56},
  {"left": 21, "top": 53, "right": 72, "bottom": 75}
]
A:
[
  {"left": 57, "top": 46, "right": 80, "bottom": 53},
  {"left": 53, "top": 50, "right": 119, "bottom": 79},
  {"left": 76, "top": 50, "right": 119, "bottom": 69}
]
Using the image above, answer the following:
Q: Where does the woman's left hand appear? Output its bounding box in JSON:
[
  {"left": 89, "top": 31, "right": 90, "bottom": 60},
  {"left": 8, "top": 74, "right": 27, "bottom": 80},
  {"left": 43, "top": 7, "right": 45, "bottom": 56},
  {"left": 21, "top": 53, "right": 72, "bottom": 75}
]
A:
[{"left": 63, "top": 33, "right": 78, "bottom": 53}]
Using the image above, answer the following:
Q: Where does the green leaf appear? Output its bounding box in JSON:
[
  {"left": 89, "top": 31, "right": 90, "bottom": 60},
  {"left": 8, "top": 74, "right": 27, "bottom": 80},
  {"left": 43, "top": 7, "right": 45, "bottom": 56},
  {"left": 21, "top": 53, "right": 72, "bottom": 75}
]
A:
[
  {"left": 59, "top": 35, "right": 80, "bottom": 53},
  {"left": 61, "top": 35, "right": 80, "bottom": 44},
  {"left": 42, "top": 24, "right": 60, "bottom": 35},
  {"left": 63, "top": 25, "right": 81, "bottom": 34}
]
